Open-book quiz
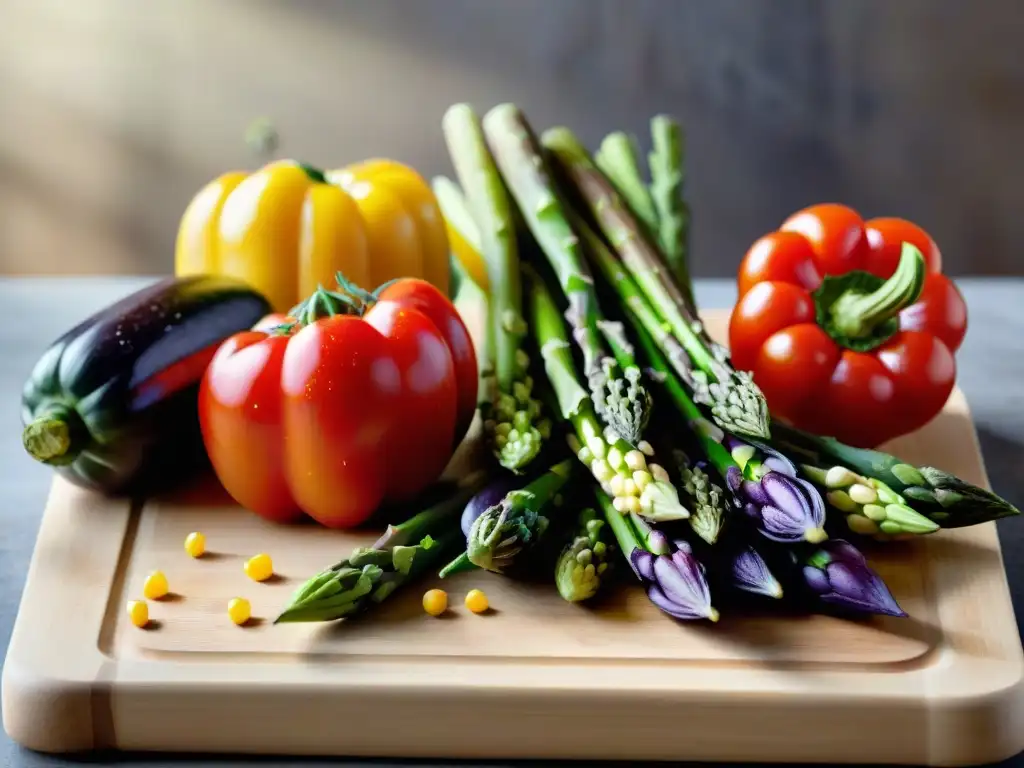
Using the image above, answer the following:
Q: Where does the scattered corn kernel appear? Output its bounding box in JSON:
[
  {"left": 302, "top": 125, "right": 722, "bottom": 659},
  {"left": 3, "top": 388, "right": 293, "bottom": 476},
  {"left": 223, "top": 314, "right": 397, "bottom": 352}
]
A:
[
  {"left": 127, "top": 600, "right": 149, "bottom": 628},
  {"left": 244, "top": 553, "right": 274, "bottom": 582},
  {"left": 422, "top": 589, "right": 448, "bottom": 616},
  {"left": 227, "top": 597, "right": 251, "bottom": 626},
  {"left": 184, "top": 531, "right": 206, "bottom": 558},
  {"left": 143, "top": 570, "right": 169, "bottom": 600},
  {"left": 465, "top": 589, "right": 489, "bottom": 614}
]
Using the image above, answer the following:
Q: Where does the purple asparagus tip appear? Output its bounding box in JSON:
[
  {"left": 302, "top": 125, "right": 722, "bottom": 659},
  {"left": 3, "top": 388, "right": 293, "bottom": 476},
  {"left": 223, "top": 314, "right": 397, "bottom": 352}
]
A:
[
  {"left": 731, "top": 546, "right": 783, "bottom": 598},
  {"left": 738, "top": 471, "right": 828, "bottom": 544},
  {"left": 634, "top": 548, "right": 718, "bottom": 622},
  {"left": 802, "top": 540, "right": 906, "bottom": 618}
]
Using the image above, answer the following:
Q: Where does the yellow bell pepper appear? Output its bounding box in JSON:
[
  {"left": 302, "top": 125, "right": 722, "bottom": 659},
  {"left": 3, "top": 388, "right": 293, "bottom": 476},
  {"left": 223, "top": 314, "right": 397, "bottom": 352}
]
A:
[
  {"left": 431, "top": 175, "right": 489, "bottom": 293},
  {"left": 175, "top": 159, "right": 449, "bottom": 313}
]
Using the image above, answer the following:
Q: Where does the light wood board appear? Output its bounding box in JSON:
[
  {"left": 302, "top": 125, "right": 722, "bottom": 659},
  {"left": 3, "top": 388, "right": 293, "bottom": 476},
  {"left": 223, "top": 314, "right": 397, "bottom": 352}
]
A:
[{"left": 3, "top": 310, "right": 1023, "bottom": 765}]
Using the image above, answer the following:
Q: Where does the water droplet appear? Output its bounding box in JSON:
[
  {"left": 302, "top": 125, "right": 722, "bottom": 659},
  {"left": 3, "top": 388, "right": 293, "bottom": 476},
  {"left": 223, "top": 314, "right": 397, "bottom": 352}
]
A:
[{"left": 173, "top": 312, "right": 182, "bottom": 320}]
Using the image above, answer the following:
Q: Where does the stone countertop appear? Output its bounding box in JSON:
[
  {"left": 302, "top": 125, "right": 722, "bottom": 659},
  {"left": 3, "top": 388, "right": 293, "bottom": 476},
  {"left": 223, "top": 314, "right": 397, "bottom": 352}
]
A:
[{"left": 2, "top": 276, "right": 1022, "bottom": 768}]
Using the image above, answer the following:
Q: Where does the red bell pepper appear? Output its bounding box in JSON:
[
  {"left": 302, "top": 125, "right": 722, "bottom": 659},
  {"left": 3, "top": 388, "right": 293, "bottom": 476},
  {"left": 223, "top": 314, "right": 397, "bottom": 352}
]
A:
[
  {"left": 729, "top": 203, "right": 967, "bottom": 448},
  {"left": 199, "top": 277, "right": 478, "bottom": 528}
]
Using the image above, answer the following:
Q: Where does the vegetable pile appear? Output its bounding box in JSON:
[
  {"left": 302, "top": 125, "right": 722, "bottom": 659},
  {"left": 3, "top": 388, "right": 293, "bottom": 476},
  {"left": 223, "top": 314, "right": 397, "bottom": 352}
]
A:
[
  {"left": 17, "top": 107, "right": 1020, "bottom": 633},
  {"left": 278, "top": 104, "right": 1021, "bottom": 626}
]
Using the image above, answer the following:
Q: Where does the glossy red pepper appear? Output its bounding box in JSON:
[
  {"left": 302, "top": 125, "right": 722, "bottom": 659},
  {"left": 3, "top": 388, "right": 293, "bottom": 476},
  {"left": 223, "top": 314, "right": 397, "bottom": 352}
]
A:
[
  {"left": 199, "top": 277, "right": 477, "bottom": 528},
  {"left": 729, "top": 204, "right": 967, "bottom": 448}
]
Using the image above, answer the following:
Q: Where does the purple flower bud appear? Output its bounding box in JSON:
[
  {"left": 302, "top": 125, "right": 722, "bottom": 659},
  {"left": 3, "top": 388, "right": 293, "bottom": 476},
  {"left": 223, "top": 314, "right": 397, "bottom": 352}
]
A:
[
  {"left": 645, "top": 550, "right": 718, "bottom": 621},
  {"left": 630, "top": 549, "right": 656, "bottom": 581},
  {"left": 751, "top": 440, "right": 799, "bottom": 478},
  {"left": 726, "top": 465, "right": 743, "bottom": 492},
  {"left": 802, "top": 540, "right": 906, "bottom": 618},
  {"left": 722, "top": 435, "right": 748, "bottom": 454},
  {"left": 740, "top": 472, "right": 828, "bottom": 543},
  {"left": 647, "top": 529, "right": 671, "bottom": 555},
  {"left": 673, "top": 539, "right": 694, "bottom": 555},
  {"left": 731, "top": 546, "right": 783, "bottom": 598}
]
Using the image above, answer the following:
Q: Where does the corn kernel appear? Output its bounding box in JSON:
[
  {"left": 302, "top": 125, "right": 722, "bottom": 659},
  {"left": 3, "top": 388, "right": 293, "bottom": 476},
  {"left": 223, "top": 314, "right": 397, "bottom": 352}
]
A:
[
  {"left": 244, "top": 553, "right": 274, "bottom": 582},
  {"left": 127, "top": 600, "right": 149, "bottom": 628},
  {"left": 143, "top": 570, "right": 169, "bottom": 600},
  {"left": 422, "top": 589, "right": 448, "bottom": 616},
  {"left": 465, "top": 589, "right": 489, "bottom": 614},
  {"left": 184, "top": 531, "right": 206, "bottom": 558},
  {"left": 227, "top": 597, "right": 251, "bottom": 626}
]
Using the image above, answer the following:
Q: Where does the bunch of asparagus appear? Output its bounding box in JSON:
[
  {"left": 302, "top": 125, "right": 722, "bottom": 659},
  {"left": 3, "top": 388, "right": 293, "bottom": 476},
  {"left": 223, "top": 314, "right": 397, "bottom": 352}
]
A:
[{"left": 277, "top": 103, "right": 1020, "bottom": 627}]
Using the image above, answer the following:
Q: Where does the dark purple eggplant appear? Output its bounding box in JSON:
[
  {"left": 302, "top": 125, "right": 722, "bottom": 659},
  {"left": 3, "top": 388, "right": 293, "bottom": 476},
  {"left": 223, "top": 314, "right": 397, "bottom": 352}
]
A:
[
  {"left": 460, "top": 472, "right": 522, "bottom": 538},
  {"left": 21, "top": 275, "right": 271, "bottom": 495}
]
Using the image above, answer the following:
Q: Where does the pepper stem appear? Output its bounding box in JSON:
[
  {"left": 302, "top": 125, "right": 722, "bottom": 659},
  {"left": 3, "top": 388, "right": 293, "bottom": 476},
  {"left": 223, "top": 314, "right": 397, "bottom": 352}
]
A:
[
  {"left": 831, "top": 243, "right": 926, "bottom": 339},
  {"left": 23, "top": 406, "right": 86, "bottom": 464}
]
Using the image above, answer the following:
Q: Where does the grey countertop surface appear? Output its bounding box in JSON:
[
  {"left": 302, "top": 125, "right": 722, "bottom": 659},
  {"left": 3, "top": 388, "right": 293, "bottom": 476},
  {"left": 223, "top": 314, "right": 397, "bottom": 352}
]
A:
[{"left": 2, "top": 275, "right": 1023, "bottom": 768}]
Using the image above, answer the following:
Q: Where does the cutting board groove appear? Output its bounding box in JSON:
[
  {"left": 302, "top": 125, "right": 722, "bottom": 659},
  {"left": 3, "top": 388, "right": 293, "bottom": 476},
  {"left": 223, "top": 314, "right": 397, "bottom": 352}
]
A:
[{"left": 3, "top": 310, "right": 1023, "bottom": 765}]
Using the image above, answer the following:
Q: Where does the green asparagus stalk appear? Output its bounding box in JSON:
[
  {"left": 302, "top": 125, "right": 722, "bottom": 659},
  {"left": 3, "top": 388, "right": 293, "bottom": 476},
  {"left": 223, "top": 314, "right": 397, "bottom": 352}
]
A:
[
  {"left": 773, "top": 422, "right": 1021, "bottom": 529},
  {"left": 594, "top": 132, "right": 659, "bottom": 242},
  {"left": 275, "top": 481, "right": 481, "bottom": 623},
  {"left": 466, "top": 460, "right": 573, "bottom": 573},
  {"left": 555, "top": 506, "right": 614, "bottom": 602},
  {"left": 482, "top": 104, "right": 652, "bottom": 445},
  {"left": 524, "top": 264, "right": 689, "bottom": 522},
  {"left": 648, "top": 115, "right": 692, "bottom": 305},
  {"left": 542, "top": 126, "right": 770, "bottom": 441},
  {"left": 442, "top": 104, "right": 548, "bottom": 472}
]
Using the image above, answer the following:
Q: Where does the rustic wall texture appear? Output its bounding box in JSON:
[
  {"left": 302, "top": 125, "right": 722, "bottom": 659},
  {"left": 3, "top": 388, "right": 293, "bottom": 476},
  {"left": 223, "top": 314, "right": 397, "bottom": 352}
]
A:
[{"left": 1, "top": 0, "right": 1022, "bottom": 277}]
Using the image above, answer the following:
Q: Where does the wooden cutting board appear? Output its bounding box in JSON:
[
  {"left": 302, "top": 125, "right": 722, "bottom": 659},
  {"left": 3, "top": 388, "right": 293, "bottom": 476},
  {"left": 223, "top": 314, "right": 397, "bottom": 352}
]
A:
[{"left": 4, "top": 310, "right": 1023, "bottom": 766}]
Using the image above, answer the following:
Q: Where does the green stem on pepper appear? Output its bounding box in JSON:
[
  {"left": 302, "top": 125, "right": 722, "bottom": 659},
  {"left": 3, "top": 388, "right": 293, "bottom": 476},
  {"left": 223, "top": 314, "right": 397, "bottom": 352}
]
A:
[{"left": 814, "top": 243, "right": 927, "bottom": 351}]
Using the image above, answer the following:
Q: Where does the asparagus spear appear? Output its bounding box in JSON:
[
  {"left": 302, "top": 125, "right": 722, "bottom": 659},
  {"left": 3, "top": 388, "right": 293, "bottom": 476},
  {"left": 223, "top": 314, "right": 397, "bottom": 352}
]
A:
[
  {"left": 524, "top": 264, "right": 689, "bottom": 523},
  {"left": 555, "top": 506, "right": 614, "bottom": 602},
  {"left": 442, "top": 104, "right": 548, "bottom": 472},
  {"left": 596, "top": 489, "right": 719, "bottom": 621},
  {"left": 466, "top": 459, "right": 573, "bottom": 573},
  {"left": 594, "top": 132, "right": 659, "bottom": 242},
  {"left": 276, "top": 482, "right": 481, "bottom": 623},
  {"left": 672, "top": 449, "right": 728, "bottom": 546},
  {"left": 799, "top": 463, "right": 939, "bottom": 539},
  {"left": 796, "top": 540, "right": 906, "bottom": 618},
  {"left": 483, "top": 104, "right": 652, "bottom": 445},
  {"left": 647, "top": 115, "right": 692, "bottom": 304},
  {"left": 773, "top": 422, "right": 1021, "bottom": 528},
  {"left": 542, "top": 126, "right": 770, "bottom": 441}
]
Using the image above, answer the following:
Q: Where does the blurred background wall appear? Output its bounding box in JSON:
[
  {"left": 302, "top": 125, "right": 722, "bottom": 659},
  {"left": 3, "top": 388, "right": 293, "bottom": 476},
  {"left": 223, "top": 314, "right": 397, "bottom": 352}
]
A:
[{"left": 1, "top": 0, "right": 1022, "bottom": 278}]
